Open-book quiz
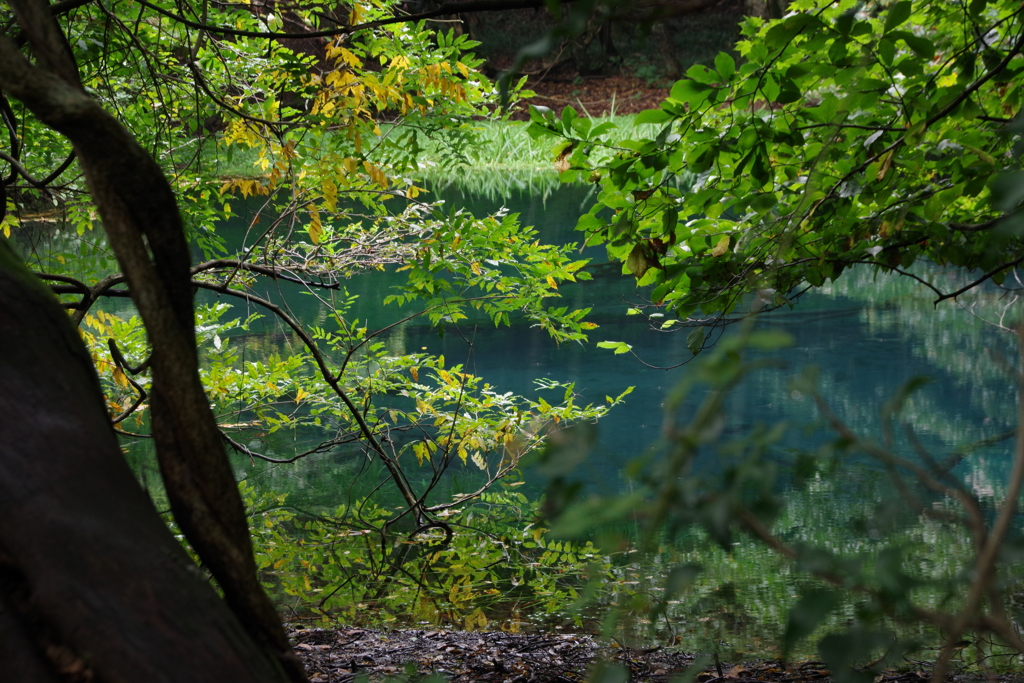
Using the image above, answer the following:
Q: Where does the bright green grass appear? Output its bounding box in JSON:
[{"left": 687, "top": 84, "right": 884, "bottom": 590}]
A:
[
  {"left": 414, "top": 115, "right": 664, "bottom": 198},
  {"left": 197, "top": 114, "right": 667, "bottom": 199}
]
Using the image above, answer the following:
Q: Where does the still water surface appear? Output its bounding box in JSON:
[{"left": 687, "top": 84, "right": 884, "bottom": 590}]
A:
[
  {"left": 100, "top": 183, "right": 1021, "bottom": 655},
  {"left": 220, "top": 185, "right": 1019, "bottom": 511}
]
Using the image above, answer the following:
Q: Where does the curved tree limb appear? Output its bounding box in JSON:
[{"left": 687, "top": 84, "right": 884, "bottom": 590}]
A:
[
  {"left": 0, "top": 240, "right": 290, "bottom": 683},
  {"left": 0, "top": 2, "right": 306, "bottom": 680},
  {"left": 191, "top": 278, "right": 423, "bottom": 513}
]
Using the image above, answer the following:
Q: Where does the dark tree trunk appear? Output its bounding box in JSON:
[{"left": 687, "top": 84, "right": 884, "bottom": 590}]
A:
[
  {"left": 0, "top": 242, "right": 290, "bottom": 682},
  {"left": 0, "top": 1, "right": 307, "bottom": 680}
]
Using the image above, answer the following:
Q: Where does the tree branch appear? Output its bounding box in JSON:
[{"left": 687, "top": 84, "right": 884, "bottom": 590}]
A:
[
  {"left": 933, "top": 255, "right": 1024, "bottom": 305},
  {"left": 0, "top": 1, "right": 306, "bottom": 677},
  {"left": 191, "top": 279, "right": 424, "bottom": 515},
  {"left": 133, "top": 0, "right": 583, "bottom": 40}
]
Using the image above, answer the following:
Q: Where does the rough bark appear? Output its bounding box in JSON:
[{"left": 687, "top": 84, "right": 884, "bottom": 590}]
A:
[
  {"left": 0, "top": 241, "right": 289, "bottom": 682},
  {"left": 0, "top": 1, "right": 307, "bottom": 680}
]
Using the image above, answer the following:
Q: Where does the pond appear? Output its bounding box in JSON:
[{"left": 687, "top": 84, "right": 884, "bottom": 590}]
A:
[
  {"left": 105, "top": 181, "right": 1021, "bottom": 658},
  {"left": 214, "top": 184, "right": 1019, "bottom": 507}
]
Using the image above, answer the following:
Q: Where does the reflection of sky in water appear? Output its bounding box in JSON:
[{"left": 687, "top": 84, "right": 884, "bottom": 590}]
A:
[{"left": 196, "top": 187, "right": 1020, "bottom": 510}]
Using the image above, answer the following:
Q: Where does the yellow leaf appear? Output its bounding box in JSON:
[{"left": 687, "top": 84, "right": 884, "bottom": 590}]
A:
[
  {"left": 362, "top": 160, "right": 389, "bottom": 188},
  {"left": 876, "top": 150, "right": 894, "bottom": 181},
  {"left": 113, "top": 366, "right": 129, "bottom": 389},
  {"left": 322, "top": 178, "right": 337, "bottom": 212},
  {"left": 471, "top": 262, "right": 482, "bottom": 276},
  {"left": 963, "top": 144, "right": 996, "bottom": 166},
  {"left": 545, "top": 275, "right": 558, "bottom": 289},
  {"left": 410, "top": 366, "right": 419, "bottom": 381},
  {"left": 309, "top": 209, "right": 323, "bottom": 244},
  {"left": 711, "top": 234, "right": 731, "bottom": 257}
]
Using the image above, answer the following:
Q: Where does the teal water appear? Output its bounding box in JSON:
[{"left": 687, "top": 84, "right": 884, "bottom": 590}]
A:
[
  {"left": 47, "top": 182, "right": 1020, "bottom": 654},
  {"left": 208, "top": 185, "right": 1019, "bottom": 511}
]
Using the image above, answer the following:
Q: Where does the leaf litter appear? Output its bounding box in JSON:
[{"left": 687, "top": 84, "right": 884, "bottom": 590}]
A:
[{"left": 288, "top": 627, "right": 1024, "bottom": 683}]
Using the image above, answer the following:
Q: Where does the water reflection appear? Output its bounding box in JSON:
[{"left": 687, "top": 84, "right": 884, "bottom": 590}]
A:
[
  {"left": 96, "top": 182, "right": 1023, "bottom": 654},
  {"left": 201, "top": 185, "right": 1020, "bottom": 511}
]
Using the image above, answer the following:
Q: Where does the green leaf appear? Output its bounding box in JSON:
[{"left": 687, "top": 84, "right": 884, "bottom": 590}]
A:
[
  {"left": 968, "top": 0, "right": 989, "bottom": 17},
  {"left": 889, "top": 31, "right": 935, "bottom": 59},
  {"left": 669, "top": 79, "right": 712, "bottom": 107},
  {"left": 525, "top": 121, "right": 557, "bottom": 140},
  {"left": 746, "top": 330, "right": 794, "bottom": 350},
  {"left": 828, "top": 38, "right": 849, "bottom": 65},
  {"left": 748, "top": 192, "right": 778, "bottom": 214},
  {"left": 819, "top": 629, "right": 893, "bottom": 683},
  {"left": 783, "top": 589, "right": 840, "bottom": 658},
  {"left": 877, "top": 38, "right": 895, "bottom": 66},
  {"left": 833, "top": 11, "right": 856, "bottom": 36},
  {"left": 662, "top": 207, "right": 679, "bottom": 234},
  {"left": 626, "top": 242, "right": 655, "bottom": 277},
  {"left": 686, "top": 64, "right": 718, "bottom": 85},
  {"left": 588, "top": 662, "right": 629, "bottom": 683},
  {"left": 561, "top": 105, "right": 578, "bottom": 130},
  {"left": 714, "top": 52, "right": 736, "bottom": 80},
  {"left": 992, "top": 171, "right": 1024, "bottom": 219},
  {"left": 596, "top": 340, "right": 633, "bottom": 355},
  {"left": 686, "top": 327, "right": 706, "bottom": 355},
  {"left": 776, "top": 77, "right": 802, "bottom": 104},
  {"left": 528, "top": 104, "right": 555, "bottom": 124},
  {"left": 765, "top": 22, "right": 800, "bottom": 50},
  {"left": 883, "top": 1, "right": 913, "bottom": 34},
  {"left": 537, "top": 422, "right": 595, "bottom": 477},
  {"left": 634, "top": 108, "right": 672, "bottom": 125},
  {"left": 663, "top": 564, "right": 702, "bottom": 598}
]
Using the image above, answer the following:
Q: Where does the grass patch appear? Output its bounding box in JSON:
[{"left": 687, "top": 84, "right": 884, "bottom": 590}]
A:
[
  {"left": 414, "top": 115, "right": 666, "bottom": 198},
  {"left": 196, "top": 114, "right": 669, "bottom": 200}
]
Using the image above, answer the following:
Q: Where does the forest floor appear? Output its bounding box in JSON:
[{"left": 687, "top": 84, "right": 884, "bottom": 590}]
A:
[
  {"left": 290, "top": 626, "right": 1024, "bottom": 683},
  {"left": 466, "top": 0, "right": 745, "bottom": 120},
  {"left": 509, "top": 73, "right": 671, "bottom": 119}
]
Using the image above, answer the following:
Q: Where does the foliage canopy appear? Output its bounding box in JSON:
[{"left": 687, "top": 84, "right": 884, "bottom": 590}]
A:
[
  {"left": 6, "top": 0, "right": 1024, "bottom": 679},
  {"left": 0, "top": 0, "right": 617, "bottom": 647},
  {"left": 529, "top": 0, "right": 1024, "bottom": 351}
]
